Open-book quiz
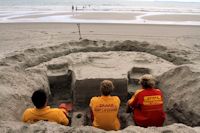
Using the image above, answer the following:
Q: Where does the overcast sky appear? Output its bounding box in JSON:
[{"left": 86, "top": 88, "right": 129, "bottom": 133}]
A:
[{"left": 133, "top": 0, "right": 200, "bottom": 2}]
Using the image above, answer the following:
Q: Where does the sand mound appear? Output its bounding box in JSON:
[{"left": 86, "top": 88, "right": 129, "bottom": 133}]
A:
[
  {"left": 158, "top": 65, "right": 200, "bottom": 126},
  {"left": 0, "top": 40, "right": 199, "bottom": 132},
  {"left": 0, "top": 67, "right": 49, "bottom": 121},
  {"left": 0, "top": 121, "right": 198, "bottom": 133},
  {"left": 0, "top": 39, "right": 191, "bottom": 68}
]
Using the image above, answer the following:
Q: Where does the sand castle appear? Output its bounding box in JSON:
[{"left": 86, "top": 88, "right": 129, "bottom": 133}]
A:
[{"left": 0, "top": 40, "right": 199, "bottom": 132}]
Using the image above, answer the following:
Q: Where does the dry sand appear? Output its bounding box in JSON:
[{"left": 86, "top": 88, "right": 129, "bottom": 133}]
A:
[
  {"left": 0, "top": 22, "right": 200, "bottom": 132},
  {"left": 0, "top": 23, "right": 200, "bottom": 60}
]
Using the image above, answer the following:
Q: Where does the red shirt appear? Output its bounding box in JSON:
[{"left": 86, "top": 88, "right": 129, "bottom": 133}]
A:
[{"left": 128, "top": 88, "right": 165, "bottom": 127}]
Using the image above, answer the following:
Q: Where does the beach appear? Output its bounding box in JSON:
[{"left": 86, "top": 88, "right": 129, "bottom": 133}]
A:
[{"left": 0, "top": 0, "right": 200, "bottom": 132}]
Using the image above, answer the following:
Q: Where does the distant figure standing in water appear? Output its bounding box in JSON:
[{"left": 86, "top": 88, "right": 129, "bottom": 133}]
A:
[
  {"left": 72, "top": 5, "right": 74, "bottom": 12},
  {"left": 127, "top": 74, "right": 166, "bottom": 127},
  {"left": 89, "top": 80, "right": 121, "bottom": 131}
]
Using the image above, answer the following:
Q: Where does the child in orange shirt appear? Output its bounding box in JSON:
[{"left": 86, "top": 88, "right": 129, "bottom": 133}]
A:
[{"left": 22, "top": 89, "right": 69, "bottom": 125}]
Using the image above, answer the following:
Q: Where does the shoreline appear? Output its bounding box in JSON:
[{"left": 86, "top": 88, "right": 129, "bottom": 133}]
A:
[
  {"left": 0, "top": 11, "right": 200, "bottom": 25},
  {"left": 1, "top": 21, "right": 200, "bottom": 26}
]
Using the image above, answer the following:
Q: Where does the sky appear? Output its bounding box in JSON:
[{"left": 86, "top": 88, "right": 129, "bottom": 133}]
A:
[{"left": 134, "top": 0, "right": 200, "bottom": 2}]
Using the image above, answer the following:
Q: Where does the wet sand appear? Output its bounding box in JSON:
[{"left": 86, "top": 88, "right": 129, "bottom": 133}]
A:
[
  {"left": 71, "top": 12, "right": 143, "bottom": 20},
  {"left": 143, "top": 14, "right": 200, "bottom": 21}
]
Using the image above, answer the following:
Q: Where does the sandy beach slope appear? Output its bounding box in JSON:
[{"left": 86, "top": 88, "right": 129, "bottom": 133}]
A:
[
  {"left": 0, "top": 21, "right": 200, "bottom": 132},
  {"left": 0, "top": 23, "right": 200, "bottom": 58}
]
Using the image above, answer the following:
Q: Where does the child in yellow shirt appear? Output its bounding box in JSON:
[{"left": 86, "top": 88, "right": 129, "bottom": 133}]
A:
[
  {"left": 89, "top": 80, "right": 121, "bottom": 131},
  {"left": 22, "top": 89, "right": 69, "bottom": 125}
]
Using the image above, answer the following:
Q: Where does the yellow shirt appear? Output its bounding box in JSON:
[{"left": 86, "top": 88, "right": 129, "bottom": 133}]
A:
[
  {"left": 89, "top": 96, "right": 120, "bottom": 131},
  {"left": 22, "top": 106, "right": 69, "bottom": 126}
]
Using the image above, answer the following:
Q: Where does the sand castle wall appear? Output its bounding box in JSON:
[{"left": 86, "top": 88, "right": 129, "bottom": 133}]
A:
[
  {"left": 74, "top": 78, "right": 128, "bottom": 107},
  {"left": 39, "top": 51, "right": 174, "bottom": 108}
]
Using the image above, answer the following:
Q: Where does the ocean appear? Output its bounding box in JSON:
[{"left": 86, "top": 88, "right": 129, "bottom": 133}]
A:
[
  {"left": 0, "top": 0, "right": 200, "bottom": 24},
  {"left": 1, "top": 0, "right": 200, "bottom": 12}
]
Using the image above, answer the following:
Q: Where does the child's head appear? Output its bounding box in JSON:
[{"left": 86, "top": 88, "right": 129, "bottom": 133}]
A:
[
  {"left": 100, "top": 80, "right": 114, "bottom": 96},
  {"left": 139, "top": 74, "right": 156, "bottom": 89},
  {"left": 31, "top": 89, "right": 47, "bottom": 109}
]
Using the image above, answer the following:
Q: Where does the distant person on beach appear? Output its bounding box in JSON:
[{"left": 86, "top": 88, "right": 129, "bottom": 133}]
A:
[
  {"left": 89, "top": 80, "right": 121, "bottom": 131},
  {"left": 127, "top": 74, "right": 165, "bottom": 127},
  {"left": 72, "top": 5, "right": 74, "bottom": 12},
  {"left": 22, "top": 89, "right": 69, "bottom": 125}
]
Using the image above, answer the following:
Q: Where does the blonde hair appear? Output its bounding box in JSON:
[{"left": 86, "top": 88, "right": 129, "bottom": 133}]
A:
[
  {"left": 100, "top": 80, "right": 114, "bottom": 96},
  {"left": 139, "top": 74, "right": 156, "bottom": 89}
]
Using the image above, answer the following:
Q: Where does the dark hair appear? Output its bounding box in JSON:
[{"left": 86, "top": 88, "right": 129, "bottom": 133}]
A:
[
  {"left": 140, "top": 79, "right": 153, "bottom": 89},
  {"left": 31, "top": 89, "right": 47, "bottom": 109},
  {"left": 139, "top": 74, "right": 156, "bottom": 89},
  {"left": 100, "top": 80, "right": 114, "bottom": 96}
]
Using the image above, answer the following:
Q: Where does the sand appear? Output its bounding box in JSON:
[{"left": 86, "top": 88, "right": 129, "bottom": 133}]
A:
[
  {"left": 143, "top": 14, "right": 200, "bottom": 22},
  {"left": 0, "top": 23, "right": 200, "bottom": 59},
  {"left": 0, "top": 121, "right": 199, "bottom": 133},
  {"left": 3, "top": 11, "right": 200, "bottom": 23},
  {"left": 0, "top": 21, "right": 200, "bottom": 132},
  {"left": 10, "top": 12, "right": 73, "bottom": 19},
  {"left": 71, "top": 12, "right": 143, "bottom": 20}
]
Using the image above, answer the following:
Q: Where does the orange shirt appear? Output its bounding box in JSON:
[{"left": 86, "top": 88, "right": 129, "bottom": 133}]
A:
[
  {"left": 128, "top": 88, "right": 165, "bottom": 127},
  {"left": 89, "top": 96, "right": 120, "bottom": 131},
  {"left": 22, "top": 106, "right": 69, "bottom": 126}
]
